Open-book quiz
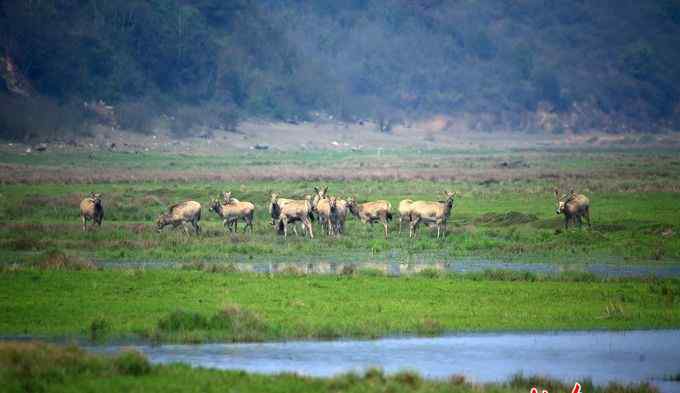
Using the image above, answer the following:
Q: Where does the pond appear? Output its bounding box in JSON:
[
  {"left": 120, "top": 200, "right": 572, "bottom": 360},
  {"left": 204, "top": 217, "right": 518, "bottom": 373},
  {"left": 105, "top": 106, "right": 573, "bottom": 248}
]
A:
[{"left": 88, "top": 330, "right": 680, "bottom": 393}]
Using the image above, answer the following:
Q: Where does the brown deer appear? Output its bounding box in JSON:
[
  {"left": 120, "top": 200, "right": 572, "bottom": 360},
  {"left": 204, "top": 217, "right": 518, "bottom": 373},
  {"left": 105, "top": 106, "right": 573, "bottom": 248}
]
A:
[
  {"left": 79, "top": 192, "right": 104, "bottom": 231},
  {"left": 554, "top": 188, "right": 591, "bottom": 229},
  {"left": 346, "top": 198, "right": 392, "bottom": 239},
  {"left": 409, "top": 191, "right": 456, "bottom": 239}
]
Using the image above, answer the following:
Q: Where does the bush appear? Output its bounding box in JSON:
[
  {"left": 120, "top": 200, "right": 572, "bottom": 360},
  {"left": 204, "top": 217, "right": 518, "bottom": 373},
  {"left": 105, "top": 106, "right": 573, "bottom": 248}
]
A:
[
  {"left": 157, "top": 310, "right": 209, "bottom": 332},
  {"left": 88, "top": 317, "right": 111, "bottom": 341},
  {"left": 209, "top": 304, "right": 268, "bottom": 340},
  {"left": 113, "top": 350, "right": 151, "bottom": 376}
]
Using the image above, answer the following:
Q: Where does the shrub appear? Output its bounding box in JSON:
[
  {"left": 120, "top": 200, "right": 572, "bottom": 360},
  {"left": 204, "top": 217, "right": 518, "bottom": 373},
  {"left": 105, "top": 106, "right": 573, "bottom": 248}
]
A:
[
  {"left": 88, "top": 317, "right": 111, "bottom": 341},
  {"left": 209, "top": 304, "right": 268, "bottom": 340},
  {"left": 157, "top": 310, "right": 209, "bottom": 332},
  {"left": 113, "top": 350, "right": 151, "bottom": 376}
]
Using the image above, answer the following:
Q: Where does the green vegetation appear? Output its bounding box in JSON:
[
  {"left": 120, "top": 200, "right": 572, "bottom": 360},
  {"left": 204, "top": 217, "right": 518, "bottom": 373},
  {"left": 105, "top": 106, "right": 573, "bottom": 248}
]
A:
[
  {"left": 1, "top": 148, "right": 680, "bottom": 264},
  {"left": 2, "top": 1, "right": 680, "bottom": 139},
  {"left": 0, "top": 270, "right": 678, "bottom": 342},
  {"left": 0, "top": 341, "right": 661, "bottom": 393}
]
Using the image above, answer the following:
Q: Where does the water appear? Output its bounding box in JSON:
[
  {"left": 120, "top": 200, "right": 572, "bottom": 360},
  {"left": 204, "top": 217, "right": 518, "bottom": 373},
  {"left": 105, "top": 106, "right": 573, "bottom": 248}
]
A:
[
  {"left": 95, "top": 258, "right": 680, "bottom": 278},
  {"left": 88, "top": 330, "right": 680, "bottom": 392}
]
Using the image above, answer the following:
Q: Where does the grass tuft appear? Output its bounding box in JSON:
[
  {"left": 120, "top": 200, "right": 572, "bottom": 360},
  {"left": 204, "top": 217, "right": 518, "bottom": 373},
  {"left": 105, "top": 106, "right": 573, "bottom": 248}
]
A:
[
  {"left": 88, "top": 317, "right": 111, "bottom": 341},
  {"left": 113, "top": 349, "right": 151, "bottom": 376},
  {"left": 155, "top": 305, "right": 269, "bottom": 342},
  {"left": 157, "top": 310, "right": 209, "bottom": 332}
]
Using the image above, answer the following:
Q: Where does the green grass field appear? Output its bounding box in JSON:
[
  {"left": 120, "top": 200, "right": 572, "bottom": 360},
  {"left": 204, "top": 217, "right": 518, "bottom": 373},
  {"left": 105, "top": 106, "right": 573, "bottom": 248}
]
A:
[
  {"left": 2, "top": 146, "right": 680, "bottom": 343},
  {"left": 2, "top": 148, "right": 680, "bottom": 266},
  {"left": 1, "top": 270, "right": 678, "bottom": 342}
]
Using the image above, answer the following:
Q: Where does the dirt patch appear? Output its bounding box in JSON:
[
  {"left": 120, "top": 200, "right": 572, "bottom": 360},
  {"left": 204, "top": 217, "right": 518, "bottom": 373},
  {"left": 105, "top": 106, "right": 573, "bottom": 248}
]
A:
[
  {"left": 475, "top": 211, "right": 538, "bottom": 226},
  {"left": 32, "top": 250, "right": 96, "bottom": 270}
]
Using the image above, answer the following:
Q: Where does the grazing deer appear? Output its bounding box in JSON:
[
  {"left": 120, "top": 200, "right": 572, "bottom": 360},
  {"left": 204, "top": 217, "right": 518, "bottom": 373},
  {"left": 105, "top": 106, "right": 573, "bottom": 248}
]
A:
[{"left": 156, "top": 201, "right": 202, "bottom": 235}]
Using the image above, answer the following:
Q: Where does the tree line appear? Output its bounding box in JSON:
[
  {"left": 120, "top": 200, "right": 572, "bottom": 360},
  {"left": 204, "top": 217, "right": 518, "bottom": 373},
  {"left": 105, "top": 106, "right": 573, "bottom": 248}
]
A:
[{"left": 1, "top": 0, "right": 680, "bottom": 139}]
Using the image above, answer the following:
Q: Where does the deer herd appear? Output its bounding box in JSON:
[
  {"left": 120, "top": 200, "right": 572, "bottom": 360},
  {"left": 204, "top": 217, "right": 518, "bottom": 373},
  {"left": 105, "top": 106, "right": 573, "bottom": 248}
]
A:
[{"left": 79, "top": 187, "right": 591, "bottom": 238}]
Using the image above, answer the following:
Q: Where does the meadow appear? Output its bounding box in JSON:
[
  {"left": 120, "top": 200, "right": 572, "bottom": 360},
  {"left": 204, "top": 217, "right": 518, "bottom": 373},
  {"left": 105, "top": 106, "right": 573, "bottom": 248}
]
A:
[
  {"left": 1, "top": 145, "right": 680, "bottom": 343},
  {"left": 0, "top": 269, "right": 678, "bottom": 342},
  {"left": 1, "top": 147, "right": 680, "bottom": 265}
]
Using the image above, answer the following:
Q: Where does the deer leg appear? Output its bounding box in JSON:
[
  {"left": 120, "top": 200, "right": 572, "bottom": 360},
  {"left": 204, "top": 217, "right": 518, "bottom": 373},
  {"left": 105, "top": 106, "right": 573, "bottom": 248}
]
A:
[
  {"left": 82, "top": 216, "right": 87, "bottom": 232},
  {"left": 302, "top": 217, "right": 313, "bottom": 239},
  {"left": 410, "top": 217, "right": 419, "bottom": 239},
  {"left": 564, "top": 215, "right": 570, "bottom": 230},
  {"left": 586, "top": 208, "right": 592, "bottom": 228}
]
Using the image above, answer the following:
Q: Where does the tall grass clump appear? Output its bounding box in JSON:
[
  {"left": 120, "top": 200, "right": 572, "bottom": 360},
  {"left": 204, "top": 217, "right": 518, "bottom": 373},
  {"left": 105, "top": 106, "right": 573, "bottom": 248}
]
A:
[
  {"left": 155, "top": 305, "right": 269, "bottom": 342},
  {"left": 0, "top": 341, "right": 151, "bottom": 393}
]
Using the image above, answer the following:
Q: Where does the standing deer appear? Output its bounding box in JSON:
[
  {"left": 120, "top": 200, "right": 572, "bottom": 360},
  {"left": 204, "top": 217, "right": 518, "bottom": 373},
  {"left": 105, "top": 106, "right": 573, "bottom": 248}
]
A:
[
  {"left": 80, "top": 192, "right": 104, "bottom": 231},
  {"left": 409, "top": 191, "right": 456, "bottom": 239},
  {"left": 554, "top": 188, "right": 591, "bottom": 229},
  {"left": 346, "top": 197, "right": 392, "bottom": 239}
]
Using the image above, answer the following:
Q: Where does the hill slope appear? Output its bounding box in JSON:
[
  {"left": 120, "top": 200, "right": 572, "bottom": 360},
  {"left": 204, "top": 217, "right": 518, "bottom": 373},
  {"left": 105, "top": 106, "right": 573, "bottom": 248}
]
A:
[{"left": 1, "top": 0, "right": 680, "bottom": 139}]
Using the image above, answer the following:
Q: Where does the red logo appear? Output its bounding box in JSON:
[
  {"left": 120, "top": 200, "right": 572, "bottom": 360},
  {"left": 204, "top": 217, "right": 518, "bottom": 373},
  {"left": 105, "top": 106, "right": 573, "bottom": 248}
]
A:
[{"left": 531, "top": 382, "right": 581, "bottom": 393}]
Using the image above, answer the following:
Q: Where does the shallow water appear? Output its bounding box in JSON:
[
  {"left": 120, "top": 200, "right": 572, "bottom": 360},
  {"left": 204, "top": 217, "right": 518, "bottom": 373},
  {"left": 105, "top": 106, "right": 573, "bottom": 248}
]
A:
[
  {"left": 96, "top": 258, "right": 680, "bottom": 278},
  {"left": 88, "top": 330, "right": 680, "bottom": 392}
]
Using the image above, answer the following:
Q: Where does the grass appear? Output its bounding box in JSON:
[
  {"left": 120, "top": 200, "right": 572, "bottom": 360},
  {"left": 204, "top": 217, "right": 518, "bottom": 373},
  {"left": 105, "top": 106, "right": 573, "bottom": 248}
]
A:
[
  {"left": 0, "top": 270, "right": 678, "bottom": 342},
  {"left": 0, "top": 341, "right": 663, "bottom": 393},
  {"left": 0, "top": 179, "right": 679, "bottom": 264},
  {"left": 1, "top": 147, "right": 680, "bottom": 263}
]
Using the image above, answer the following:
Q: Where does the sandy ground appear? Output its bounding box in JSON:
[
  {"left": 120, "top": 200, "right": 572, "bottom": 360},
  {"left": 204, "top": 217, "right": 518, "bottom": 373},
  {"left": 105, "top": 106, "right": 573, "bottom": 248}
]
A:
[{"left": 2, "top": 119, "right": 680, "bottom": 155}]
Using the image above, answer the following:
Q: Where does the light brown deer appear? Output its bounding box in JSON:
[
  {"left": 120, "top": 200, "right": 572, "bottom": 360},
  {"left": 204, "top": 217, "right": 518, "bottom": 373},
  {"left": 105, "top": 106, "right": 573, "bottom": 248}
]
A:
[
  {"left": 554, "top": 188, "right": 591, "bottom": 229},
  {"left": 276, "top": 199, "right": 314, "bottom": 239},
  {"left": 209, "top": 197, "right": 255, "bottom": 233},
  {"left": 79, "top": 192, "right": 104, "bottom": 231},
  {"left": 398, "top": 199, "right": 415, "bottom": 234},
  {"left": 156, "top": 200, "right": 202, "bottom": 235},
  {"left": 346, "top": 198, "right": 392, "bottom": 239},
  {"left": 409, "top": 191, "right": 456, "bottom": 239}
]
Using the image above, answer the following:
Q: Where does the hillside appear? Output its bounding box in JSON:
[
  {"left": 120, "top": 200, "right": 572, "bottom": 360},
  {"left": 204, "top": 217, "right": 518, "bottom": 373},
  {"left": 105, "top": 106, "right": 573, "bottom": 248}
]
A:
[{"left": 2, "top": 0, "right": 680, "bottom": 140}]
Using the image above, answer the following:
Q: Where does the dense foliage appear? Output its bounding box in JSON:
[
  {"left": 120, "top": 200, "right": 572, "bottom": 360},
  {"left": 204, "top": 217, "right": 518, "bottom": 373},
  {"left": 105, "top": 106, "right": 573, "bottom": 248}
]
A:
[{"left": 2, "top": 0, "right": 680, "bottom": 137}]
